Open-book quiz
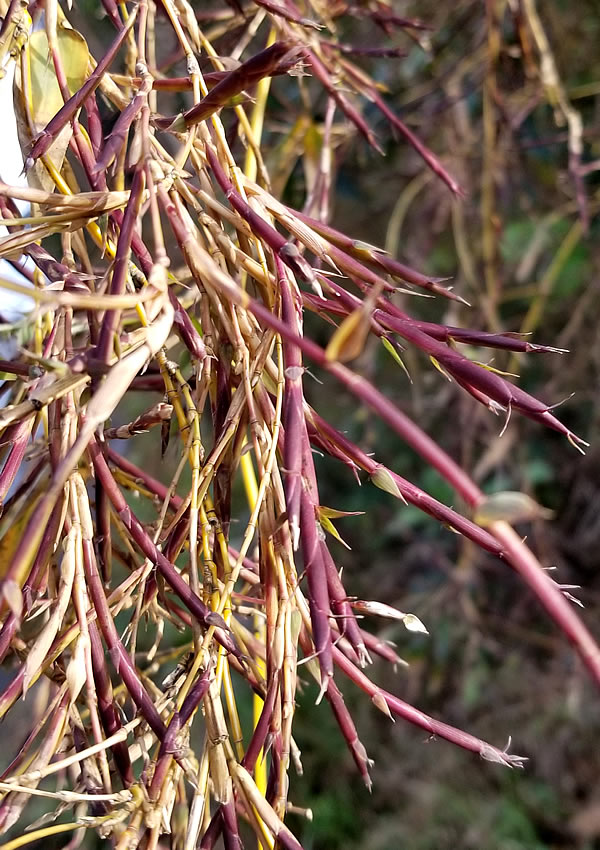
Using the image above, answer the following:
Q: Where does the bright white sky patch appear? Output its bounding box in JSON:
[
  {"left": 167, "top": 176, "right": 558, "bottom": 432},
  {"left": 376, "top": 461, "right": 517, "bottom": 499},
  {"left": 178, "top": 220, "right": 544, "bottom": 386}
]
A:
[{"left": 0, "top": 56, "right": 35, "bottom": 321}]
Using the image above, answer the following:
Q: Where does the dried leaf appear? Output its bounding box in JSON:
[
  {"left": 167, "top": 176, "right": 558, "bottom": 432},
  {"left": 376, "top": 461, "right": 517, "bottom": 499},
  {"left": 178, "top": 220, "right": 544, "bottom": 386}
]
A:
[
  {"left": 371, "top": 691, "right": 395, "bottom": 722},
  {"left": 326, "top": 305, "right": 372, "bottom": 363},
  {"left": 1, "top": 580, "right": 23, "bottom": 619},
  {"left": 351, "top": 600, "right": 428, "bottom": 634},
  {"left": 23, "top": 526, "right": 77, "bottom": 695},
  {"left": 66, "top": 634, "right": 88, "bottom": 701}
]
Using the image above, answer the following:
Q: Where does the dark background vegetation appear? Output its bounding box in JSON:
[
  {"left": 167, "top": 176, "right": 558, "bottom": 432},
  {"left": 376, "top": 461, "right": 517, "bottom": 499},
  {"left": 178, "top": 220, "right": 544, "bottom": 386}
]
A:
[
  {"left": 276, "top": 1, "right": 600, "bottom": 846},
  {"left": 3, "top": 1, "right": 600, "bottom": 848}
]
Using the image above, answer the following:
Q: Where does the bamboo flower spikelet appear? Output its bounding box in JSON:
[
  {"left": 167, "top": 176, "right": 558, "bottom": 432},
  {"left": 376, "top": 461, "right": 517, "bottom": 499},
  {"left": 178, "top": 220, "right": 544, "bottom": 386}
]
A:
[{"left": 0, "top": 1, "right": 596, "bottom": 848}]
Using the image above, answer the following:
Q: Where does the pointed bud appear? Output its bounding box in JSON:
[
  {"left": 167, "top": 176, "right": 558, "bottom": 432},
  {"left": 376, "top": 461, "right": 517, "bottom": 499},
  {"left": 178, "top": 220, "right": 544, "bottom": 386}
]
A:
[
  {"left": 474, "top": 491, "right": 554, "bottom": 526},
  {"left": 371, "top": 691, "right": 395, "bottom": 722},
  {"left": 369, "top": 466, "right": 405, "bottom": 501}
]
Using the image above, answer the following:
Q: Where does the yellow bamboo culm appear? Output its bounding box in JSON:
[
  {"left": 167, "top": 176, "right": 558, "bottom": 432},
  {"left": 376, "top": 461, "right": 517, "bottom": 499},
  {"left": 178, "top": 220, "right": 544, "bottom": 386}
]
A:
[
  {"left": 240, "top": 33, "right": 275, "bottom": 843},
  {"left": 0, "top": 821, "right": 85, "bottom": 850},
  {"left": 239, "top": 449, "right": 268, "bottom": 850}
]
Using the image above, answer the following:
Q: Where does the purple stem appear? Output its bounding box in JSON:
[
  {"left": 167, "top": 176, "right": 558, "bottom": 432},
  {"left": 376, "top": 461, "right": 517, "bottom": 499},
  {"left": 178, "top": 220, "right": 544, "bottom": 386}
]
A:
[
  {"left": 334, "top": 646, "right": 524, "bottom": 766},
  {"left": 303, "top": 48, "right": 382, "bottom": 153},
  {"left": 0, "top": 422, "right": 34, "bottom": 513},
  {"left": 299, "top": 489, "right": 333, "bottom": 692},
  {"left": 279, "top": 263, "right": 304, "bottom": 548},
  {"left": 206, "top": 146, "right": 316, "bottom": 286},
  {"left": 89, "top": 438, "right": 240, "bottom": 656},
  {"left": 96, "top": 167, "right": 146, "bottom": 363},
  {"left": 82, "top": 536, "right": 168, "bottom": 740},
  {"left": 89, "top": 621, "right": 134, "bottom": 785},
  {"left": 325, "top": 679, "right": 372, "bottom": 789},
  {"left": 0, "top": 501, "right": 64, "bottom": 663}
]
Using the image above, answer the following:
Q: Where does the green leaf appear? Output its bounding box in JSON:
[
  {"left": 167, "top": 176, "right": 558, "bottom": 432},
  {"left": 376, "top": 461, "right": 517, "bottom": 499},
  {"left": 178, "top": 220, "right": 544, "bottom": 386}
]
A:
[{"left": 27, "top": 26, "right": 90, "bottom": 128}]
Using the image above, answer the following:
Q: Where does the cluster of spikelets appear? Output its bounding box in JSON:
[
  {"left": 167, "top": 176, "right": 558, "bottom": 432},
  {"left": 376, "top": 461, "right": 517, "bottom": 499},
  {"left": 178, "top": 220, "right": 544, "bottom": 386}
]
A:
[{"left": 0, "top": 1, "right": 597, "bottom": 848}]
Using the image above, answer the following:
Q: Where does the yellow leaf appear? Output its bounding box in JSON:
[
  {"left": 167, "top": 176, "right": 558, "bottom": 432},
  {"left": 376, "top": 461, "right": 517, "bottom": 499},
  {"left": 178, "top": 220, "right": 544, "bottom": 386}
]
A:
[
  {"left": 381, "top": 336, "right": 412, "bottom": 382},
  {"left": 268, "top": 115, "right": 312, "bottom": 197},
  {"left": 318, "top": 514, "right": 351, "bottom": 550},
  {"left": 318, "top": 506, "right": 364, "bottom": 519},
  {"left": 302, "top": 123, "right": 322, "bottom": 193},
  {"left": 472, "top": 359, "right": 519, "bottom": 378},
  {"left": 429, "top": 355, "right": 453, "bottom": 382},
  {"left": 0, "top": 483, "right": 45, "bottom": 579}
]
